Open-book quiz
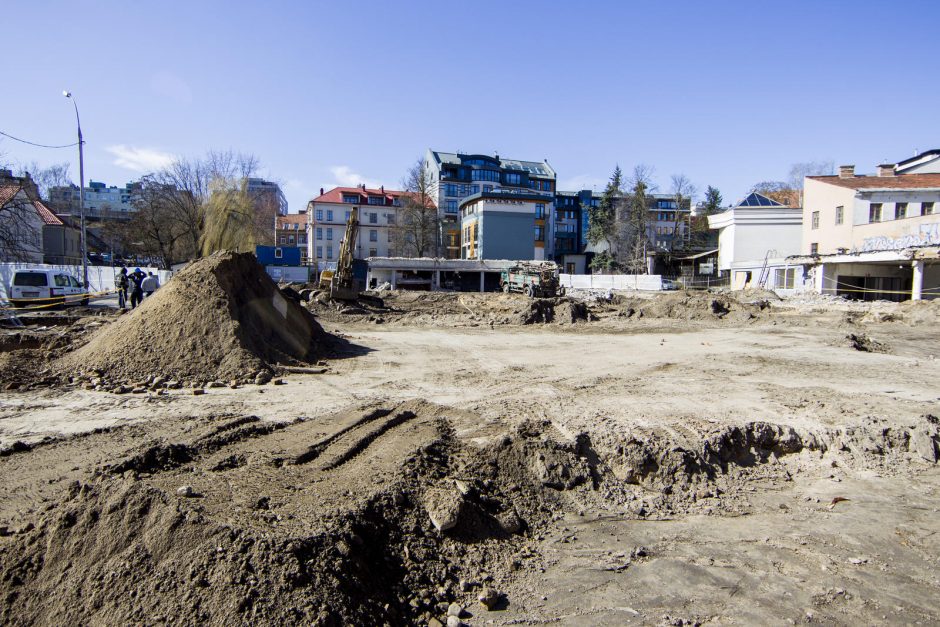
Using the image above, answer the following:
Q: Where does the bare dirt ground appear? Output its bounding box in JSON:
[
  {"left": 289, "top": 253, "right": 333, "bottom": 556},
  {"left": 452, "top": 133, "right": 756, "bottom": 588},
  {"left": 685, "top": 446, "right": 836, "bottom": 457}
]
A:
[{"left": 1, "top": 287, "right": 939, "bottom": 625}]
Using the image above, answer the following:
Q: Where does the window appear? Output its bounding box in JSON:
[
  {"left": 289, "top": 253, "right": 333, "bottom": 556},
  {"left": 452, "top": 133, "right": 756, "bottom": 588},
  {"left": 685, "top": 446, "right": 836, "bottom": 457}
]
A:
[
  {"left": 274, "top": 248, "right": 283, "bottom": 259},
  {"left": 388, "top": 230, "right": 392, "bottom": 242},
  {"left": 535, "top": 203, "right": 545, "bottom": 219},
  {"left": 811, "top": 211, "right": 819, "bottom": 229},
  {"left": 835, "top": 205, "right": 844, "bottom": 225},
  {"left": 280, "top": 236, "right": 287, "bottom": 244},
  {"left": 774, "top": 268, "right": 795, "bottom": 289},
  {"left": 345, "top": 210, "right": 351, "bottom": 221},
  {"left": 54, "top": 274, "right": 70, "bottom": 287},
  {"left": 327, "top": 246, "right": 333, "bottom": 259},
  {"left": 326, "top": 228, "right": 333, "bottom": 240},
  {"left": 483, "top": 185, "right": 493, "bottom": 193},
  {"left": 447, "top": 233, "right": 458, "bottom": 246},
  {"left": 471, "top": 170, "right": 500, "bottom": 182},
  {"left": 315, "top": 209, "right": 323, "bottom": 221},
  {"left": 386, "top": 213, "right": 395, "bottom": 224},
  {"left": 444, "top": 184, "right": 458, "bottom": 196},
  {"left": 534, "top": 226, "right": 544, "bottom": 241},
  {"left": 326, "top": 210, "right": 333, "bottom": 221},
  {"left": 810, "top": 242, "right": 819, "bottom": 255},
  {"left": 299, "top": 235, "right": 307, "bottom": 244},
  {"left": 504, "top": 172, "right": 522, "bottom": 185},
  {"left": 369, "top": 248, "right": 377, "bottom": 257},
  {"left": 369, "top": 229, "right": 378, "bottom": 242},
  {"left": 445, "top": 200, "right": 458, "bottom": 213},
  {"left": 369, "top": 212, "right": 377, "bottom": 223},
  {"left": 895, "top": 202, "right": 907, "bottom": 220},
  {"left": 316, "top": 246, "right": 323, "bottom": 258},
  {"left": 869, "top": 203, "right": 882, "bottom": 223},
  {"left": 288, "top": 235, "right": 295, "bottom": 245},
  {"left": 368, "top": 196, "right": 385, "bottom": 205},
  {"left": 342, "top": 194, "right": 358, "bottom": 204},
  {"left": 471, "top": 185, "right": 479, "bottom": 195},
  {"left": 316, "top": 227, "right": 323, "bottom": 240},
  {"left": 924, "top": 202, "right": 935, "bottom": 215}
]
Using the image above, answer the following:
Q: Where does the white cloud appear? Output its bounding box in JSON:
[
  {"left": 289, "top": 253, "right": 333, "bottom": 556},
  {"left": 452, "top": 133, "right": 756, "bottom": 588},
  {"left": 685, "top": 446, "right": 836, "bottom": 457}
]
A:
[
  {"left": 150, "top": 71, "right": 193, "bottom": 104},
  {"left": 326, "top": 165, "right": 380, "bottom": 190},
  {"left": 558, "top": 174, "right": 606, "bottom": 193},
  {"left": 106, "top": 145, "right": 177, "bottom": 173}
]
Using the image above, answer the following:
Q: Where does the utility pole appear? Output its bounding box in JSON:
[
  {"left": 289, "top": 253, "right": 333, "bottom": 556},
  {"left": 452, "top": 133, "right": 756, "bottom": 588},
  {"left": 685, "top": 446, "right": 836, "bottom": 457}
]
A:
[{"left": 63, "top": 91, "right": 88, "bottom": 287}]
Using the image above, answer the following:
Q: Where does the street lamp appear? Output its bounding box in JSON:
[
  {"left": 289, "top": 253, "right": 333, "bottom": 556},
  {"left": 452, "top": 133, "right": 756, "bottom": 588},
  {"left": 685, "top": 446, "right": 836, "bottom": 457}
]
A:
[{"left": 63, "top": 90, "right": 88, "bottom": 288}]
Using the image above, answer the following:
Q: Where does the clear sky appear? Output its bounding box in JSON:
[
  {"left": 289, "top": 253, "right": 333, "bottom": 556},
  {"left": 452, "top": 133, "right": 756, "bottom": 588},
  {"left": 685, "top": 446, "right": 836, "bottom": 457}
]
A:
[{"left": 2, "top": 0, "right": 937, "bottom": 212}]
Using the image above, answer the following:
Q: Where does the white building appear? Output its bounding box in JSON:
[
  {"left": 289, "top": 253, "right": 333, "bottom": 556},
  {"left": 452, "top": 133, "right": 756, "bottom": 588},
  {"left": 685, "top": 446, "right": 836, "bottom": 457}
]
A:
[
  {"left": 793, "top": 161, "right": 940, "bottom": 301},
  {"left": 707, "top": 192, "right": 804, "bottom": 291},
  {"left": 306, "top": 185, "right": 403, "bottom": 268}
]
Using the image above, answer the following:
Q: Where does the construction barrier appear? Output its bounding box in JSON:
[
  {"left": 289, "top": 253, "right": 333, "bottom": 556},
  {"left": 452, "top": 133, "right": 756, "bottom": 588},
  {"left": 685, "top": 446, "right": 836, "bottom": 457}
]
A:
[{"left": 559, "top": 273, "right": 664, "bottom": 291}]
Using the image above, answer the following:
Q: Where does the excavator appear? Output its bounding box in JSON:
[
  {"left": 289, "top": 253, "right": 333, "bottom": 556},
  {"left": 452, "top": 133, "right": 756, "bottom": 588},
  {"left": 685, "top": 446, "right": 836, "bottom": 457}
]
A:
[{"left": 318, "top": 207, "right": 361, "bottom": 300}]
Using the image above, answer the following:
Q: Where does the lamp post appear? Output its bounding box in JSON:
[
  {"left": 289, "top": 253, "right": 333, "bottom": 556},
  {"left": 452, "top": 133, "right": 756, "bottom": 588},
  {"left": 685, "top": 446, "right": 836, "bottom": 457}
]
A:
[{"left": 63, "top": 90, "right": 88, "bottom": 288}]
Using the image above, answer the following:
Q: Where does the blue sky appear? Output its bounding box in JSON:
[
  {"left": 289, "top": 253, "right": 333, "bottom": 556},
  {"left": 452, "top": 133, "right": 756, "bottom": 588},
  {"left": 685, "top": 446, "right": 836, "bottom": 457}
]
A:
[{"left": 2, "top": 0, "right": 937, "bottom": 211}]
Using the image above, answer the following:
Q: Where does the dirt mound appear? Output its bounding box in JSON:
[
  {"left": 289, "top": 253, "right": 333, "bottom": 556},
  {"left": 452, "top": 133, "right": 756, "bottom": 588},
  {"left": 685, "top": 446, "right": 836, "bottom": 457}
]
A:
[
  {"left": 611, "top": 291, "right": 767, "bottom": 323},
  {"left": 308, "top": 291, "right": 590, "bottom": 327},
  {"left": 58, "top": 251, "right": 324, "bottom": 383}
]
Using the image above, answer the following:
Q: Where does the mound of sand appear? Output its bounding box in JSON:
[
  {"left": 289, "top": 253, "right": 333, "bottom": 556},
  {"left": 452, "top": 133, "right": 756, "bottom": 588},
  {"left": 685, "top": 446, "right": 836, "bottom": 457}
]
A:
[
  {"left": 58, "top": 251, "right": 324, "bottom": 382},
  {"left": 612, "top": 291, "right": 767, "bottom": 323}
]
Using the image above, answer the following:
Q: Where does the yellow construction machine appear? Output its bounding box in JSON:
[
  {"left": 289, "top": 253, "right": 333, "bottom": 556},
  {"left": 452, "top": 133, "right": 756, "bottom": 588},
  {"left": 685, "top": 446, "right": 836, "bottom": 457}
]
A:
[{"left": 318, "top": 207, "right": 360, "bottom": 300}]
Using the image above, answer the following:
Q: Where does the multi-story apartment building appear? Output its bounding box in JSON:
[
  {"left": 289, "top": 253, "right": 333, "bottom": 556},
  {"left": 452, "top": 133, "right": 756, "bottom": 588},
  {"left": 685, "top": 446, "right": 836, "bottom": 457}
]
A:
[
  {"left": 797, "top": 160, "right": 940, "bottom": 300},
  {"left": 48, "top": 180, "right": 141, "bottom": 220},
  {"left": 275, "top": 211, "right": 309, "bottom": 265},
  {"left": 554, "top": 189, "right": 601, "bottom": 274},
  {"left": 647, "top": 193, "right": 692, "bottom": 253},
  {"left": 459, "top": 189, "right": 552, "bottom": 261},
  {"left": 425, "top": 150, "right": 556, "bottom": 259},
  {"left": 306, "top": 185, "right": 403, "bottom": 268},
  {"left": 246, "top": 178, "right": 288, "bottom": 216}
]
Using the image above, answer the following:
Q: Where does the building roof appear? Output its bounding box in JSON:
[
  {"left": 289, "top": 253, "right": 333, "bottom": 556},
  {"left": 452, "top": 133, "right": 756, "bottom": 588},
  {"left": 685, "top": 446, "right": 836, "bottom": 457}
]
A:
[
  {"left": 276, "top": 213, "right": 307, "bottom": 228},
  {"left": 312, "top": 186, "right": 404, "bottom": 205},
  {"left": 33, "top": 199, "right": 63, "bottom": 225},
  {"left": 808, "top": 172, "right": 940, "bottom": 190},
  {"left": 736, "top": 192, "right": 784, "bottom": 207},
  {"left": 428, "top": 150, "right": 556, "bottom": 179},
  {"left": 0, "top": 184, "right": 64, "bottom": 226},
  {"left": 896, "top": 149, "right": 940, "bottom": 169}
]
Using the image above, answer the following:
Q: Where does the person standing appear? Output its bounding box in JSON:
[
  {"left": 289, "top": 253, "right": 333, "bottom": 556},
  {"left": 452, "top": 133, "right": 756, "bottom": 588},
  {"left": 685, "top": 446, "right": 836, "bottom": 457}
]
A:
[
  {"left": 115, "top": 267, "right": 129, "bottom": 310},
  {"left": 141, "top": 272, "right": 160, "bottom": 298},
  {"left": 128, "top": 268, "right": 145, "bottom": 309}
]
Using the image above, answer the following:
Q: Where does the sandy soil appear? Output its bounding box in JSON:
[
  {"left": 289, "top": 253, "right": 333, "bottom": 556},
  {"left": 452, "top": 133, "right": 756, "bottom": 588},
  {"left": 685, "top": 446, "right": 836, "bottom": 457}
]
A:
[{"left": 1, "top": 295, "right": 939, "bottom": 625}]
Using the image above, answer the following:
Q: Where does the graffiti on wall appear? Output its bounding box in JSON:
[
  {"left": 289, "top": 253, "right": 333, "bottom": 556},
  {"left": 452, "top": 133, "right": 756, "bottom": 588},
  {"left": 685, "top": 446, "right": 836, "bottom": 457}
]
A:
[{"left": 860, "top": 223, "right": 940, "bottom": 252}]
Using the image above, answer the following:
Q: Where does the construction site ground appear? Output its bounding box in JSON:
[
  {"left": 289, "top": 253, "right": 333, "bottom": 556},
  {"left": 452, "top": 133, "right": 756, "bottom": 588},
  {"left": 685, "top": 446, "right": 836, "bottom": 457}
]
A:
[{"left": 1, "top": 287, "right": 939, "bottom": 625}]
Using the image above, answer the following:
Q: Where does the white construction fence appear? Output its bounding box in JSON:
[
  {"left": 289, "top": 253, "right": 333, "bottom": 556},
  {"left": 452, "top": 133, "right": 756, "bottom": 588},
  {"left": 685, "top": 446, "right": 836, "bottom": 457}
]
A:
[
  {"left": 0, "top": 262, "right": 174, "bottom": 300},
  {"left": 559, "top": 273, "right": 664, "bottom": 291}
]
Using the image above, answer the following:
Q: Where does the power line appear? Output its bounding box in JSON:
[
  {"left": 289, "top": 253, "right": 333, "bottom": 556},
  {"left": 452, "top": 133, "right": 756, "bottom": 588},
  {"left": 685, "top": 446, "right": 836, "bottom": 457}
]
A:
[{"left": 0, "top": 130, "right": 79, "bottom": 149}]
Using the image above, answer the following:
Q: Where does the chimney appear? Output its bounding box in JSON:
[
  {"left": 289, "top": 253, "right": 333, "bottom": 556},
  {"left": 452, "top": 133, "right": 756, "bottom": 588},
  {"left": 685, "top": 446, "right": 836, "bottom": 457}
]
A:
[
  {"left": 838, "top": 165, "right": 855, "bottom": 178},
  {"left": 319, "top": 187, "right": 324, "bottom": 196},
  {"left": 877, "top": 163, "right": 896, "bottom": 177}
]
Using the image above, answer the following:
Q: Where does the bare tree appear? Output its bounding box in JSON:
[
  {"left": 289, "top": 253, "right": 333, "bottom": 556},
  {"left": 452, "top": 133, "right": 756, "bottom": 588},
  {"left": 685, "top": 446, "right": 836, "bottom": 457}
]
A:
[
  {"left": 16, "top": 162, "right": 72, "bottom": 201},
  {"left": 613, "top": 165, "right": 656, "bottom": 272},
  {"left": 788, "top": 161, "right": 834, "bottom": 191},
  {"left": 392, "top": 158, "right": 440, "bottom": 258},
  {"left": 200, "top": 179, "right": 262, "bottom": 255},
  {"left": 119, "top": 177, "right": 191, "bottom": 268},
  {"left": 0, "top": 180, "right": 45, "bottom": 262},
  {"left": 669, "top": 174, "right": 697, "bottom": 251},
  {"left": 750, "top": 181, "right": 799, "bottom": 207}
]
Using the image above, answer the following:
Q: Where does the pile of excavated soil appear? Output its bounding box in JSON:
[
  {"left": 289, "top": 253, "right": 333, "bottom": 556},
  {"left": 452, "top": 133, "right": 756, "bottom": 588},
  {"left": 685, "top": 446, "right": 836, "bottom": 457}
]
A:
[
  {"left": 608, "top": 291, "right": 769, "bottom": 323},
  {"left": 58, "top": 252, "right": 325, "bottom": 383},
  {"left": 1, "top": 398, "right": 937, "bottom": 625},
  {"left": 307, "top": 291, "right": 590, "bottom": 327}
]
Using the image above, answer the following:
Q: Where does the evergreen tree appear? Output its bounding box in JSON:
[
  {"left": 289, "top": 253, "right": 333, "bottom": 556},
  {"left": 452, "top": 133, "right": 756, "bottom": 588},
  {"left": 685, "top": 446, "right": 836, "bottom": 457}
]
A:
[
  {"left": 586, "top": 165, "right": 623, "bottom": 257},
  {"left": 702, "top": 186, "right": 723, "bottom": 215},
  {"left": 624, "top": 179, "right": 650, "bottom": 273}
]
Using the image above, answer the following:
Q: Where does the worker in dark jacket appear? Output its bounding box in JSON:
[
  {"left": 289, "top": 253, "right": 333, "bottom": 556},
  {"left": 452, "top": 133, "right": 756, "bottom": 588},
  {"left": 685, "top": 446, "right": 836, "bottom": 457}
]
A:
[
  {"left": 128, "top": 268, "right": 145, "bottom": 309},
  {"left": 115, "top": 267, "right": 129, "bottom": 309}
]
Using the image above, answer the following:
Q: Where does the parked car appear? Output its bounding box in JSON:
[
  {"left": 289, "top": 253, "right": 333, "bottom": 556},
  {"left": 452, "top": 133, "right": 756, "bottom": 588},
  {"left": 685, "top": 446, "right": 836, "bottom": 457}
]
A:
[
  {"left": 661, "top": 278, "right": 680, "bottom": 291},
  {"left": 8, "top": 269, "right": 89, "bottom": 308}
]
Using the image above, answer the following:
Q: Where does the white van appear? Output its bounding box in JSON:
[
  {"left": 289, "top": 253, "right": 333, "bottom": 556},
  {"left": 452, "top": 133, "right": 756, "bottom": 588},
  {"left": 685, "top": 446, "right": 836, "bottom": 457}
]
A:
[{"left": 9, "top": 269, "right": 89, "bottom": 308}]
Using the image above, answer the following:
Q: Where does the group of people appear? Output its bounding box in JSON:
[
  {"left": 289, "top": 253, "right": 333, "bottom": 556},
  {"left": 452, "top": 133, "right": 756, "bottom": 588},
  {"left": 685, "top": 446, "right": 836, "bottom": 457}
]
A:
[{"left": 115, "top": 267, "right": 160, "bottom": 310}]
